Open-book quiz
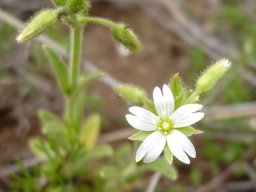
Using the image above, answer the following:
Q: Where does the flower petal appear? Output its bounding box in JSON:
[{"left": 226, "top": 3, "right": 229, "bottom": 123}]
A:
[
  {"left": 136, "top": 131, "right": 162, "bottom": 162},
  {"left": 167, "top": 131, "right": 190, "bottom": 164},
  {"left": 171, "top": 130, "right": 196, "bottom": 158},
  {"left": 162, "top": 84, "right": 175, "bottom": 116},
  {"left": 171, "top": 104, "right": 203, "bottom": 120},
  {"left": 174, "top": 112, "right": 204, "bottom": 128},
  {"left": 143, "top": 135, "right": 166, "bottom": 163},
  {"left": 153, "top": 86, "right": 164, "bottom": 116},
  {"left": 129, "top": 106, "right": 158, "bottom": 123},
  {"left": 153, "top": 85, "right": 174, "bottom": 117},
  {"left": 126, "top": 114, "right": 157, "bottom": 131}
]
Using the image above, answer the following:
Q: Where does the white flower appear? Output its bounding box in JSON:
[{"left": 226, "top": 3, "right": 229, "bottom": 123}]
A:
[{"left": 126, "top": 84, "right": 204, "bottom": 164}]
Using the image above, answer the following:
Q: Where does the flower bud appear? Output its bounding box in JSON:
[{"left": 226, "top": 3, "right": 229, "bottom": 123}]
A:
[
  {"left": 196, "top": 59, "right": 231, "bottom": 93},
  {"left": 112, "top": 24, "right": 141, "bottom": 53},
  {"left": 17, "top": 9, "right": 60, "bottom": 43},
  {"left": 114, "top": 84, "right": 147, "bottom": 105}
]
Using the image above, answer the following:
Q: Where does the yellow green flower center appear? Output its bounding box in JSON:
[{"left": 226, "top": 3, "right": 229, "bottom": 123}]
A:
[{"left": 157, "top": 118, "right": 174, "bottom": 135}]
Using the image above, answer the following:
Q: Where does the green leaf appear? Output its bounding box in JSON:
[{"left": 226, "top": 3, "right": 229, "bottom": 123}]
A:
[
  {"left": 128, "top": 131, "right": 152, "bottom": 141},
  {"left": 43, "top": 45, "right": 69, "bottom": 93},
  {"left": 164, "top": 146, "right": 173, "bottom": 165},
  {"left": 114, "top": 84, "right": 148, "bottom": 105},
  {"left": 38, "top": 110, "right": 65, "bottom": 136},
  {"left": 178, "top": 126, "right": 203, "bottom": 136},
  {"left": 42, "top": 121, "right": 64, "bottom": 135},
  {"left": 114, "top": 144, "right": 132, "bottom": 161},
  {"left": 99, "top": 166, "right": 119, "bottom": 179},
  {"left": 74, "top": 71, "right": 104, "bottom": 97},
  {"left": 29, "top": 138, "right": 54, "bottom": 160},
  {"left": 79, "top": 113, "right": 101, "bottom": 149},
  {"left": 38, "top": 110, "right": 60, "bottom": 125},
  {"left": 84, "top": 144, "right": 113, "bottom": 163},
  {"left": 140, "top": 158, "right": 177, "bottom": 180},
  {"left": 70, "top": 90, "right": 87, "bottom": 128}
]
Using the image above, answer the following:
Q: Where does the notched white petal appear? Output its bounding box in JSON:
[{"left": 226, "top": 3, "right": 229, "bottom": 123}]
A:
[
  {"left": 129, "top": 106, "right": 158, "bottom": 122},
  {"left": 135, "top": 131, "right": 162, "bottom": 162},
  {"left": 167, "top": 133, "right": 190, "bottom": 164},
  {"left": 143, "top": 135, "right": 166, "bottom": 163},
  {"left": 126, "top": 114, "right": 157, "bottom": 131},
  {"left": 174, "top": 112, "right": 204, "bottom": 128},
  {"left": 153, "top": 86, "right": 164, "bottom": 117},
  {"left": 162, "top": 84, "right": 175, "bottom": 116},
  {"left": 172, "top": 130, "right": 196, "bottom": 158},
  {"left": 171, "top": 104, "right": 203, "bottom": 120}
]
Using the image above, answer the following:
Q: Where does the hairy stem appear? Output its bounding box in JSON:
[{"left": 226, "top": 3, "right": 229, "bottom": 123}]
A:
[
  {"left": 78, "top": 16, "right": 116, "bottom": 29},
  {"left": 69, "top": 26, "right": 83, "bottom": 92}
]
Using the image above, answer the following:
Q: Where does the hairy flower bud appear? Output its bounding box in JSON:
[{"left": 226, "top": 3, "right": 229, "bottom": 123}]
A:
[
  {"left": 17, "top": 9, "right": 60, "bottom": 43},
  {"left": 196, "top": 59, "right": 231, "bottom": 93},
  {"left": 112, "top": 24, "right": 141, "bottom": 53},
  {"left": 115, "top": 84, "right": 147, "bottom": 105}
]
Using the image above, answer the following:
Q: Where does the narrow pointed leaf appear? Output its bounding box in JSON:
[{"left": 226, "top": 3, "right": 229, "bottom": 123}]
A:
[
  {"left": 79, "top": 113, "right": 101, "bottom": 149},
  {"left": 43, "top": 45, "right": 69, "bottom": 93},
  {"left": 73, "top": 71, "right": 104, "bottom": 97}
]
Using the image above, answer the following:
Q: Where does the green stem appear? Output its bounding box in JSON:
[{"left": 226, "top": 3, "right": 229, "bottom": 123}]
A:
[
  {"left": 69, "top": 26, "right": 83, "bottom": 92},
  {"left": 78, "top": 16, "right": 116, "bottom": 29},
  {"left": 65, "top": 24, "right": 83, "bottom": 130}
]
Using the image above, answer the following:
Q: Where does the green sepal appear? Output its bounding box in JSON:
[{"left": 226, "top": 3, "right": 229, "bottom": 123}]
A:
[
  {"left": 128, "top": 131, "right": 152, "bottom": 141},
  {"left": 168, "top": 73, "right": 187, "bottom": 109},
  {"left": 43, "top": 45, "right": 69, "bottom": 94},
  {"left": 79, "top": 113, "right": 101, "bottom": 149},
  {"left": 178, "top": 126, "right": 203, "bottom": 136},
  {"left": 140, "top": 158, "right": 177, "bottom": 180},
  {"left": 144, "top": 98, "right": 157, "bottom": 115},
  {"left": 114, "top": 84, "right": 148, "bottom": 105},
  {"left": 185, "top": 90, "right": 200, "bottom": 104},
  {"left": 164, "top": 146, "right": 173, "bottom": 165}
]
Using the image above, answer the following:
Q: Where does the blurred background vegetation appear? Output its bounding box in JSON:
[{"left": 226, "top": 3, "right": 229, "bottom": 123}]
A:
[{"left": 0, "top": 0, "right": 256, "bottom": 191}]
